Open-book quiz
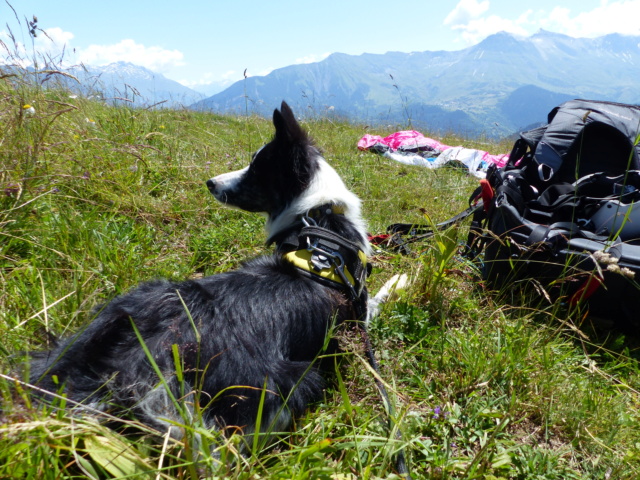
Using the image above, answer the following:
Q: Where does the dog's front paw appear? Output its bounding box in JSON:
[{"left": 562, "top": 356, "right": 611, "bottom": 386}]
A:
[
  {"left": 375, "top": 273, "right": 409, "bottom": 303},
  {"left": 367, "top": 273, "right": 410, "bottom": 325}
]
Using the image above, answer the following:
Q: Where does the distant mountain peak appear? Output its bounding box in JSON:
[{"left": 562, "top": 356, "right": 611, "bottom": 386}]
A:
[
  {"left": 532, "top": 29, "right": 572, "bottom": 39},
  {"left": 192, "top": 30, "right": 640, "bottom": 138},
  {"left": 472, "top": 31, "right": 527, "bottom": 51},
  {"left": 108, "top": 60, "right": 138, "bottom": 67},
  {"left": 63, "top": 62, "right": 203, "bottom": 107},
  {"left": 97, "top": 62, "right": 156, "bottom": 78}
]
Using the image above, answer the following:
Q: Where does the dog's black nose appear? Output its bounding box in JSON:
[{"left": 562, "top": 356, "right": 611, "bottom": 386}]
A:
[{"left": 206, "top": 179, "right": 216, "bottom": 194}]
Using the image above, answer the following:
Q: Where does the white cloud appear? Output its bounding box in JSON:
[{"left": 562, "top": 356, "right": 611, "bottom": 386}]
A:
[
  {"left": 455, "top": 13, "right": 531, "bottom": 44},
  {"left": 294, "top": 52, "right": 330, "bottom": 64},
  {"left": 445, "top": 0, "right": 640, "bottom": 46},
  {"left": 0, "top": 27, "right": 75, "bottom": 66},
  {"left": 38, "top": 27, "right": 74, "bottom": 53},
  {"left": 247, "top": 67, "right": 274, "bottom": 77},
  {"left": 444, "top": 0, "right": 531, "bottom": 45},
  {"left": 78, "top": 39, "right": 185, "bottom": 72},
  {"left": 1, "top": 27, "right": 186, "bottom": 73},
  {"left": 444, "top": 0, "right": 490, "bottom": 26},
  {"left": 542, "top": 1, "right": 640, "bottom": 37}
]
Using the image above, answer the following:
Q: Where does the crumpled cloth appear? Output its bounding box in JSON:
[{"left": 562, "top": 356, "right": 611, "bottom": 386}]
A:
[{"left": 358, "top": 130, "right": 509, "bottom": 178}]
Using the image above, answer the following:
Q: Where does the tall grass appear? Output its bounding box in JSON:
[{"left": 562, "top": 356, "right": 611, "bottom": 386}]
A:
[{"left": 1, "top": 22, "right": 640, "bottom": 480}]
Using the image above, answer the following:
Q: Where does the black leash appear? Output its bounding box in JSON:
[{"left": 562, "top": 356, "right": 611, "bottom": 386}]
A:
[
  {"left": 299, "top": 220, "right": 411, "bottom": 479},
  {"left": 356, "top": 316, "right": 411, "bottom": 479},
  {"left": 275, "top": 212, "right": 411, "bottom": 477},
  {"left": 384, "top": 182, "right": 488, "bottom": 256},
  {"left": 387, "top": 202, "right": 483, "bottom": 240}
]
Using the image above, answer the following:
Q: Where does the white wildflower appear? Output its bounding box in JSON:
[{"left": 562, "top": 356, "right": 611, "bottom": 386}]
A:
[
  {"left": 620, "top": 266, "right": 635, "bottom": 279},
  {"left": 607, "top": 264, "right": 621, "bottom": 274},
  {"left": 22, "top": 104, "right": 35, "bottom": 116},
  {"left": 593, "top": 250, "right": 618, "bottom": 265}
]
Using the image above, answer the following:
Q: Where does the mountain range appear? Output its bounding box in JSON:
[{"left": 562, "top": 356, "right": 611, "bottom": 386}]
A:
[
  {"left": 59, "top": 62, "right": 204, "bottom": 108},
  {"left": 32, "top": 30, "right": 640, "bottom": 137},
  {"left": 192, "top": 30, "right": 640, "bottom": 137}
]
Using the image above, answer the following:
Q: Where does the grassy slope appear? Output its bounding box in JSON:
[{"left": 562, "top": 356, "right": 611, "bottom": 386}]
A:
[{"left": 1, "top": 78, "right": 639, "bottom": 479}]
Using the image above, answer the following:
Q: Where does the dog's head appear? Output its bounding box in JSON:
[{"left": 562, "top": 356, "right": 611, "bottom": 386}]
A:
[
  {"left": 207, "top": 101, "right": 368, "bottom": 249},
  {"left": 206, "top": 101, "right": 319, "bottom": 218}
]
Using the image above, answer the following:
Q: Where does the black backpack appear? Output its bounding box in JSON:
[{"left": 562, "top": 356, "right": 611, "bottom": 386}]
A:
[{"left": 390, "top": 99, "right": 640, "bottom": 326}]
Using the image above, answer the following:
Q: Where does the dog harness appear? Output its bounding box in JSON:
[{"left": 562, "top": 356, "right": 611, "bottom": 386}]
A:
[
  {"left": 270, "top": 204, "right": 370, "bottom": 298},
  {"left": 284, "top": 223, "right": 369, "bottom": 296}
]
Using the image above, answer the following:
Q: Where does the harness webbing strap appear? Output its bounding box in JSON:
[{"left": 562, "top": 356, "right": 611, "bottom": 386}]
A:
[
  {"left": 283, "top": 248, "right": 366, "bottom": 288},
  {"left": 287, "top": 223, "right": 369, "bottom": 294}
]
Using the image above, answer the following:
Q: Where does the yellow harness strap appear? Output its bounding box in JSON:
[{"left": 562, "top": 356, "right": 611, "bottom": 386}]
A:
[{"left": 284, "top": 248, "right": 367, "bottom": 287}]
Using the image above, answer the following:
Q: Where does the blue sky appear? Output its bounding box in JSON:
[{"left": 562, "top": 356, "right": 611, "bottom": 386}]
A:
[{"left": 2, "top": 0, "right": 639, "bottom": 90}]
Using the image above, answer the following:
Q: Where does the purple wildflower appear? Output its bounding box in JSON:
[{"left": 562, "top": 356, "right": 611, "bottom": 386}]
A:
[{"left": 4, "top": 183, "right": 20, "bottom": 197}]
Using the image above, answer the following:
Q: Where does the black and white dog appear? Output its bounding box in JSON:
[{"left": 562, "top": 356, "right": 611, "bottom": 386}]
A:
[{"left": 28, "top": 102, "right": 391, "bottom": 440}]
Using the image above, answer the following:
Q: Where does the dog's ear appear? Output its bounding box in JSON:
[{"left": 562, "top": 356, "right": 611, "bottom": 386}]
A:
[
  {"left": 273, "top": 101, "right": 315, "bottom": 181},
  {"left": 273, "top": 101, "right": 307, "bottom": 145}
]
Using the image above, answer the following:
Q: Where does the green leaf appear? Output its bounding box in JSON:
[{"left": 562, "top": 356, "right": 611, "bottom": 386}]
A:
[
  {"left": 75, "top": 454, "right": 101, "bottom": 479},
  {"left": 491, "top": 450, "right": 512, "bottom": 469},
  {"left": 84, "top": 434, "right": 151, "bottom": 477}
]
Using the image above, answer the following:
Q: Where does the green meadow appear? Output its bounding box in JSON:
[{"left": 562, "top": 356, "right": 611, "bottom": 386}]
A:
[{"left": 1, "top": 66, "right": 639, "bottom": 479}]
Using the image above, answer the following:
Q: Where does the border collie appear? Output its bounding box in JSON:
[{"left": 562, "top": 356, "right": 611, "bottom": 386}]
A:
[{"left": 28, "top": 102, "right": 375, "bottom": 441}]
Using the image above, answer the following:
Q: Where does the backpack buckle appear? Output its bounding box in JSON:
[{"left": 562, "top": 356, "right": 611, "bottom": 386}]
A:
[{"left": 538, "top": 163, "right": 554, "bottom": 182}]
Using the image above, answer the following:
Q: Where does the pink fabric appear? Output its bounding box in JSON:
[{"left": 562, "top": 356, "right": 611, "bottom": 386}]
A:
[
  {"left": 482, "top": 152, "right": 509, "bottom": 168},
  {"left": 357, "top": 130, "right": 449, "bottom": 152},
  {"left": 357, "top": 134, "right": 385, "bottom": 150},
  {"left": 358, "top": 130, "right": 508, "bottom": 168}
]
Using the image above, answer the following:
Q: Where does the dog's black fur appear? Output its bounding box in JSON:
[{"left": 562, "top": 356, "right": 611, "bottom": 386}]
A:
[{"left": 28, "top": 102, "right": 370, "bottom": 437}]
